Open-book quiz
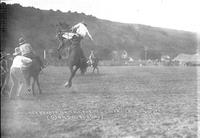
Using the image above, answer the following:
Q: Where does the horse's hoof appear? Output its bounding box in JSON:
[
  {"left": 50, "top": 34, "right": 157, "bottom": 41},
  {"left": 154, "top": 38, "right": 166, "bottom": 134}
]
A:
[
  {"left": 64, "top": 82, "right": 72, "bottom": 88},
  {"left": 65, "top": 84, "right": 71, "bottom": 88}
]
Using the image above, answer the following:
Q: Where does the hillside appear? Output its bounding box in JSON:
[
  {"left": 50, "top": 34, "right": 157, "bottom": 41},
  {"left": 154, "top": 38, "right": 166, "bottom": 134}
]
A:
[{"left": 1, "top": 3, "right": 198, "bottom": 60}]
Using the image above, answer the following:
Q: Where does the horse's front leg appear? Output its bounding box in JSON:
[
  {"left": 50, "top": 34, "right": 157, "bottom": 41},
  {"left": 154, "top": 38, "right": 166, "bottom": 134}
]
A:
[
  {"left": 92, "top": 66, "right": 95, "bottom": 73},
  {"left": 64, "top": 65, "right": 79, "bottom": 88},
  {"left": 24, "top": 75, "right": 31, "bottom": 92},
  {"left": 22, "top": 70, "right": 31, "bottom": 92},
  {"left": 96, "top": 66, "right": 100, "bottom": 74}
]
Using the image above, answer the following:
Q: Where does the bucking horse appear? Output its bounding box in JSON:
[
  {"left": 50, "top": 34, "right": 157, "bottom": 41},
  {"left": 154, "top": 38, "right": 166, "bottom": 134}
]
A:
[{"left": 57, "top": 33, "right": 88, "bottom": 88}]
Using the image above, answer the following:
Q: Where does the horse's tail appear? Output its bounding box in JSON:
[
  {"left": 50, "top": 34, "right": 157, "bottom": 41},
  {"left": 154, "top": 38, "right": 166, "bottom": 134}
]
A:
[{"left": 80, "top": 57, "right": 88, "bottom": 74}]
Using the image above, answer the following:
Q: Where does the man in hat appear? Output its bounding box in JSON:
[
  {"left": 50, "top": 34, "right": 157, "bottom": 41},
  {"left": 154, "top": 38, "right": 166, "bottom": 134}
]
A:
[
  {"left": 18, "top": 37, "right": 44, "bottom": 69},
  {"left": 9, "top": 47, "right": 32, "bottom": 99},
  {"left": 18, "top": 37, "right": 34, "bottom": 58}
]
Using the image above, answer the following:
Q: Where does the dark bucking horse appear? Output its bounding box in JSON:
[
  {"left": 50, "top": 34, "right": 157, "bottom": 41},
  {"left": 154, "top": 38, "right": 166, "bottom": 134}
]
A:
[{"left": 57, "top": 34, "right": 87, "bottom": 88}]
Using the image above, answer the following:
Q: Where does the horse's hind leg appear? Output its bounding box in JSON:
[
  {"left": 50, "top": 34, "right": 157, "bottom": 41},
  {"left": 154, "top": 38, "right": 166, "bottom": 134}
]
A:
[
  {"left": 32, "top": 78, "right": 36, "bottom": 96},
  {"left": 23, "top": 72, "right": 31, "bottom": 92},
  {"left": 64, "top": 66, "right": 79, "bottom": 88},
  {"left": 35, "top": 76, "right": 42, "bottom": 94}
]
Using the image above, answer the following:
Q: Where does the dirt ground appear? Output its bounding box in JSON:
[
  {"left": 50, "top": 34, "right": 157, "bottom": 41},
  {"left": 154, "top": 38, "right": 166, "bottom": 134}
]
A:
[{"left": 1, "top": 66, "right": 199, "bottom": 138}]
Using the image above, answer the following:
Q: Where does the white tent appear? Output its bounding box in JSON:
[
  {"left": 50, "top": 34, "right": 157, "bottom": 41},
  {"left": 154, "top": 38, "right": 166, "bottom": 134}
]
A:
[{"left": 173, "top": 53, "right": 200, "bottom": 65}]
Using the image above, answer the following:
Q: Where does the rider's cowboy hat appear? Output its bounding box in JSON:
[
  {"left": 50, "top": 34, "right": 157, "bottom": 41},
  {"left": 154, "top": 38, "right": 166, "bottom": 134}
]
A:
[
  {"left": 13, "top": 47, "right": 21, "bottom": 56},
  {"left": 18, "top": 37, "right": 26, "bottom": 45}
]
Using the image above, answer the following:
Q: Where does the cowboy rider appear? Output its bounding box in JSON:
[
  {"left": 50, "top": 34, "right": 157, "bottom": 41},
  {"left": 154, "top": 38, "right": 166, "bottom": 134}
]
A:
[
  {"left": 71, "top": 21, "right": 93, "bottom": 41},
  {"left": 56, "top": 21, "right": 93, "bottom": 59}
]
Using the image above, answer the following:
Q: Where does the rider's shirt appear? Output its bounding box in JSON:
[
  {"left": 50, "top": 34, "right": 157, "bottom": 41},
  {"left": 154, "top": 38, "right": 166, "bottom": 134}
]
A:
[{"left": 71, "top": 23, "right": 93, "bottom": 40}]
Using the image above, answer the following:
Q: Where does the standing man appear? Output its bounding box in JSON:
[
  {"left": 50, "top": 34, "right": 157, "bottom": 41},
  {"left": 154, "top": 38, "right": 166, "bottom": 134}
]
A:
[
  {"left": 88, "top": 50, "right": 95, "bottom": 66},
  {"left": 18, "top": 37, "right": 34, "bottom": 58},
  {"left": 9, "top": 47, "right": 32, "bottom": 99},
  {"left": 56, "top": 28, "right": 68, "bottom": 59}
]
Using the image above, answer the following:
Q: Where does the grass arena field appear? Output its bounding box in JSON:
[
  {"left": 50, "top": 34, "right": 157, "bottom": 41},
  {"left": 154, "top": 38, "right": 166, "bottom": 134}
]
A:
[{"left": 1, "top": 66, "right": 199, "bottom": 138}]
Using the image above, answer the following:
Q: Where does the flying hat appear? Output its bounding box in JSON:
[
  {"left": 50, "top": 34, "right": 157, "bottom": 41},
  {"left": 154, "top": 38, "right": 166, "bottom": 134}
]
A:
[{"left": 13, "top": 47, "right": 21, "bottom": 56}]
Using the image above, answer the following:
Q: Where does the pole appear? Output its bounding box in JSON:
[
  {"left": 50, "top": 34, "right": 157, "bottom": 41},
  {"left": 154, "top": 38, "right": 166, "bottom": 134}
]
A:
[
  {"left": 144, "top": 47, "right": 148, "bottom": 60},
  {"left": 44, "top": 49, "right": 46, "bottom": 60}
]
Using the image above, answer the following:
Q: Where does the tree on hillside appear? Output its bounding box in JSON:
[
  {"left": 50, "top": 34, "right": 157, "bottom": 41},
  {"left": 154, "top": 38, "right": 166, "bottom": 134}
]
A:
[
  {"left": 97, "top": 48, "right": 112, "bottom": 60},
  {"left": 140, "top": 49, "right": 162, "bottom": 60}
]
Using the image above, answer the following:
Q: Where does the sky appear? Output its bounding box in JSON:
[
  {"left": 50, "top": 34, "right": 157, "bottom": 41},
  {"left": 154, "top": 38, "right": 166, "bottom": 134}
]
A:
[{"left": 3, "top": 0, "right": 200, "bottom": 33}]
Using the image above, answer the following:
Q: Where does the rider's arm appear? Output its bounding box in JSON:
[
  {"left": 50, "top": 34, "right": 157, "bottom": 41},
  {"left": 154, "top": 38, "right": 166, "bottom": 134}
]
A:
[{"left": 86, "top": 29, "right": 93, "bottom": 41}]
